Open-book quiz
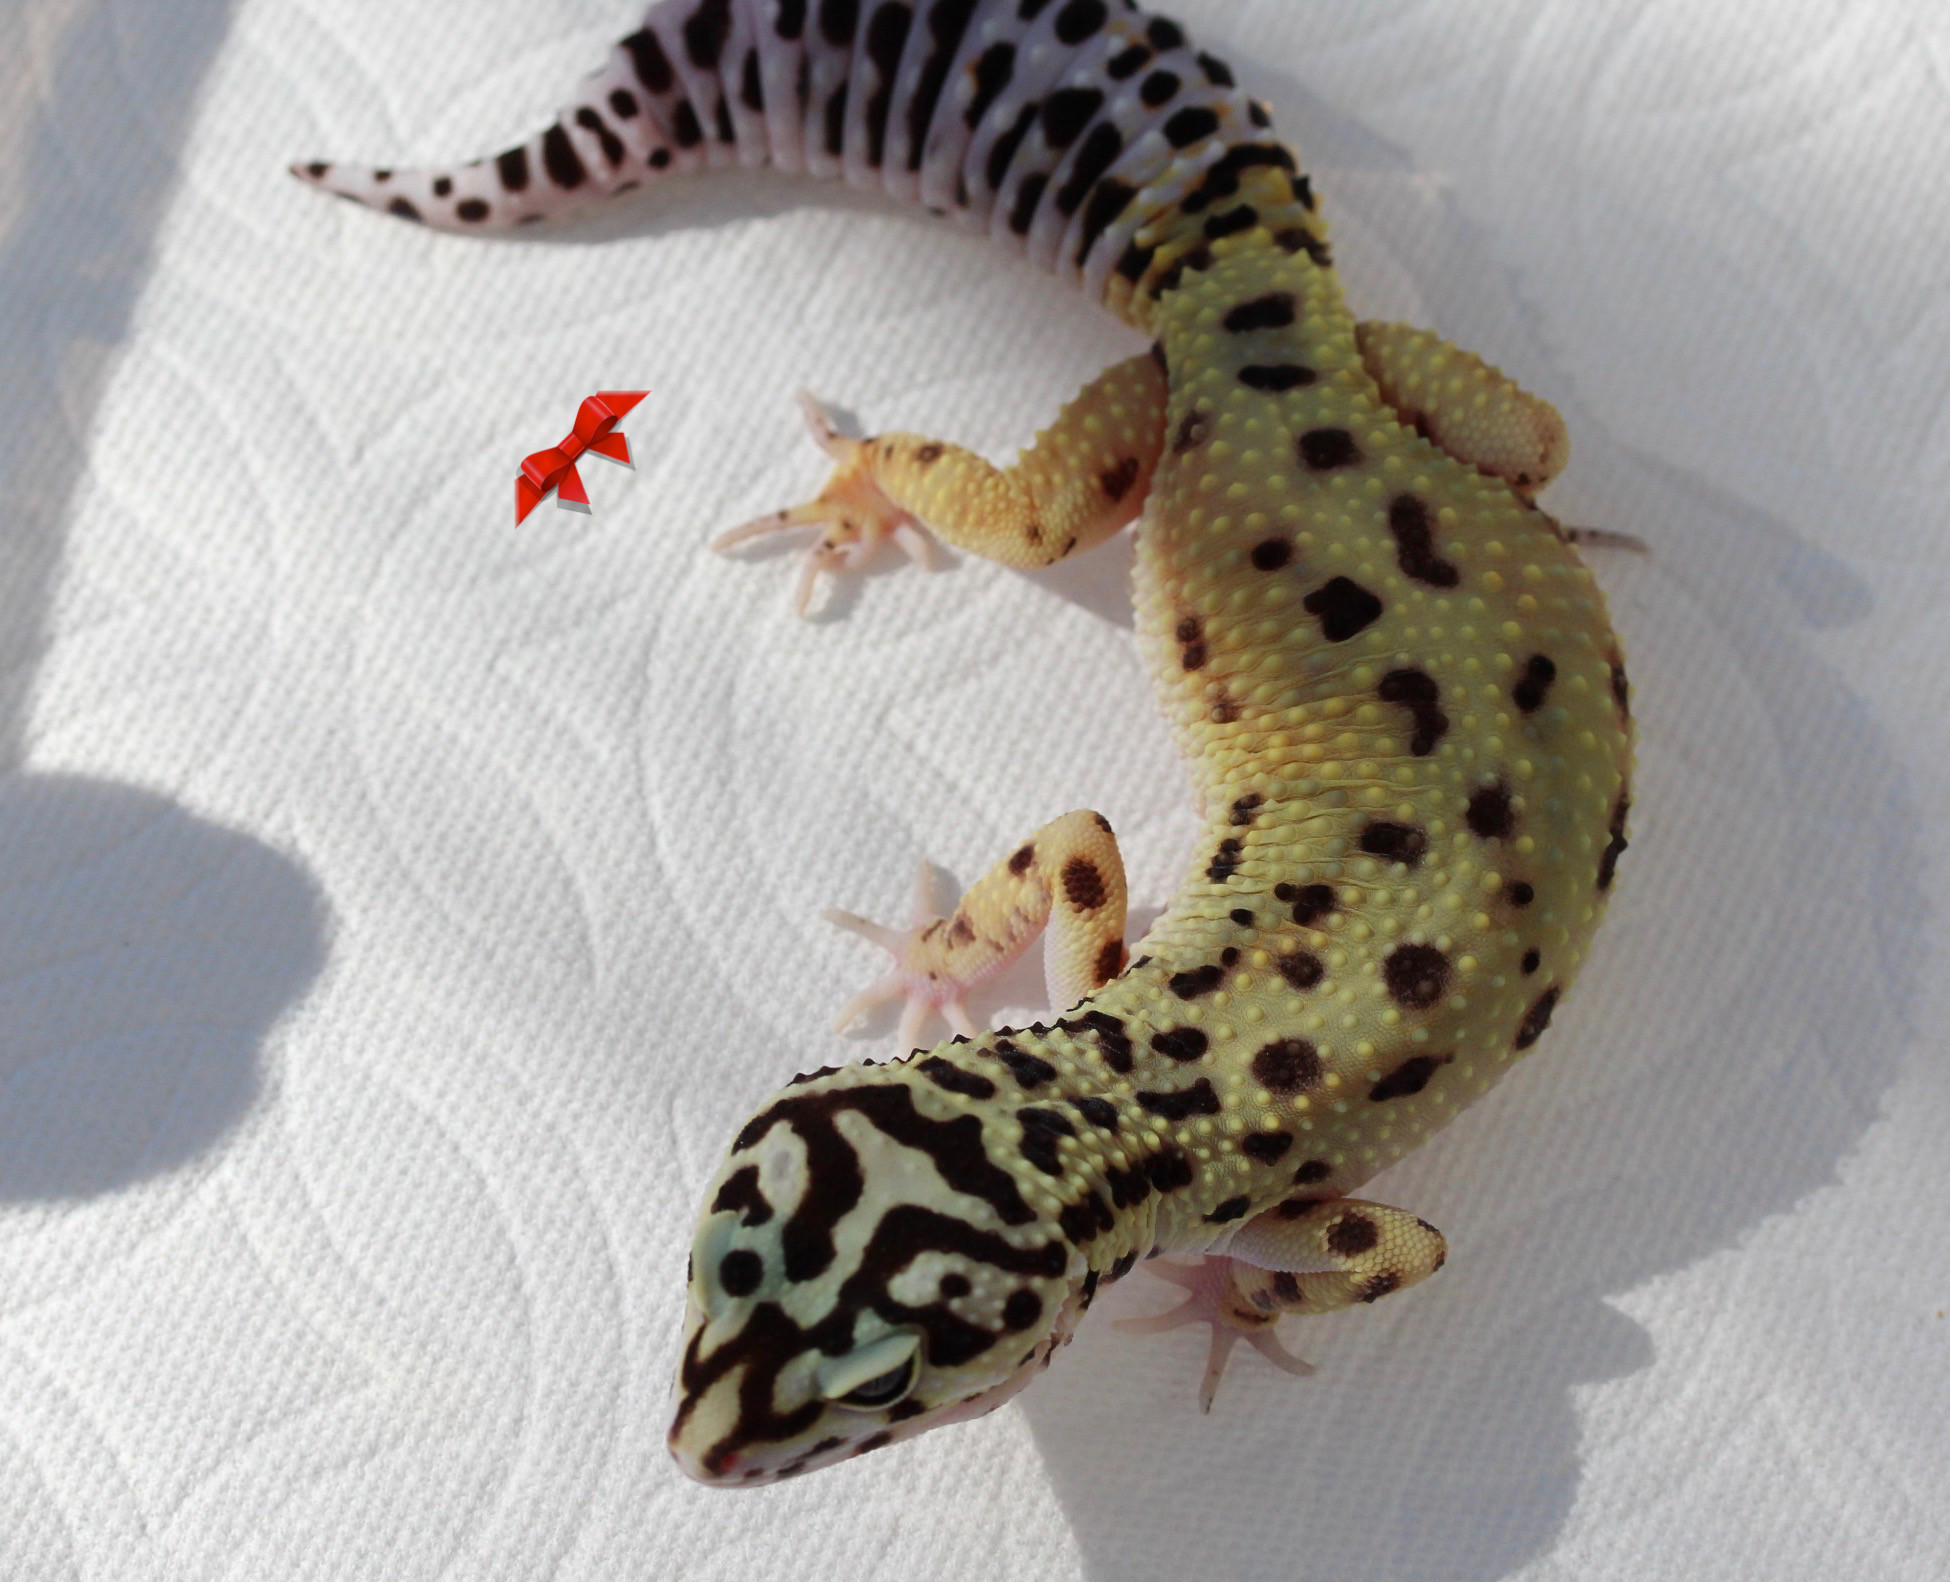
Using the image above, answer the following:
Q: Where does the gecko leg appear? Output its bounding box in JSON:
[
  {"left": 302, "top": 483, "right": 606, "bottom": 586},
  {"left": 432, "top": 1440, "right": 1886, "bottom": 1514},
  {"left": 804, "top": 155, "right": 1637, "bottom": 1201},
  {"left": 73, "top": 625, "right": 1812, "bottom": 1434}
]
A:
[
  {"left": 827, "top": 810, "right": 1129, "bottom": 1051},
  {"left": 714, "top": 351, "right": 1168, "bottom": 615},
  {"left": 1119, "top": 1198, "right": 1448, "bottom": 1411},
  {"left": 1355, "top": 320, "right": 1571, "bottom": 499}
]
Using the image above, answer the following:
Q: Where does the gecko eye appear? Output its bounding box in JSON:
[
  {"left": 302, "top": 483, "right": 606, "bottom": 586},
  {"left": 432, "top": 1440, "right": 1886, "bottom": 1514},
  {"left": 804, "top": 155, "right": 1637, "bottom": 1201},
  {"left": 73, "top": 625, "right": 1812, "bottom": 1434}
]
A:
[
  {"left": 840, "top": 1353, "right": 917, "bottom": 1409},
  {"left": 818, "top": 1330, "right": 922, "bottom": 1410}
]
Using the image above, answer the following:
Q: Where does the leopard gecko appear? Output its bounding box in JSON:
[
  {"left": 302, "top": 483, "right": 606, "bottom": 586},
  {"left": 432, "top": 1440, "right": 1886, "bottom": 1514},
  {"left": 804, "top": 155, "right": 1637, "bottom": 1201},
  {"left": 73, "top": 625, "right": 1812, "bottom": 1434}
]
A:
[{"left": 297, "top": 0, "right": 1634, "bottom": 1488}]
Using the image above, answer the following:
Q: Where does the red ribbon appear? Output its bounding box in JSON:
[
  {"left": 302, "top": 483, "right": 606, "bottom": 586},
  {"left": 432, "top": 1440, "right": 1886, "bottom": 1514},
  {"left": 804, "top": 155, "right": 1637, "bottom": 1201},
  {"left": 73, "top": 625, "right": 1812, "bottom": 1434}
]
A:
[{"left": 516, "top": 391, "right": 648, "bottom": 524}]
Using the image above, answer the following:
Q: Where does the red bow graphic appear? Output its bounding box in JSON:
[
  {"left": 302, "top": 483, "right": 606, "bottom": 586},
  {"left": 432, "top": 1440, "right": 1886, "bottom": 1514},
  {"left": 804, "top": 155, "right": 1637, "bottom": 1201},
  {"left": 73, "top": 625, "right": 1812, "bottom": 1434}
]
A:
[{"left": 516, "top": 391, "right": 648, "bottom": 524}]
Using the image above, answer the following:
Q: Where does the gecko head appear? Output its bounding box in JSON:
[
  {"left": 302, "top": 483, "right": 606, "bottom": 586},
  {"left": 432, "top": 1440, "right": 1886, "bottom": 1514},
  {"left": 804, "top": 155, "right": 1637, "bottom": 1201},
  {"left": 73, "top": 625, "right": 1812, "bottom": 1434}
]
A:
[{"left": 666, "top": 1069, "right": 1085, "bottom": 1486}]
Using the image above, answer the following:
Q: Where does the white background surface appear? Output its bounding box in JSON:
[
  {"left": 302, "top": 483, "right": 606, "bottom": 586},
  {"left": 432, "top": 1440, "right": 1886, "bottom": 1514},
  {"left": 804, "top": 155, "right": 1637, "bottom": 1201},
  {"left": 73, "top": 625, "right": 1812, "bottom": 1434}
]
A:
[{"left": 3, "top": 1, "right": 1948, "bottom": 1577}]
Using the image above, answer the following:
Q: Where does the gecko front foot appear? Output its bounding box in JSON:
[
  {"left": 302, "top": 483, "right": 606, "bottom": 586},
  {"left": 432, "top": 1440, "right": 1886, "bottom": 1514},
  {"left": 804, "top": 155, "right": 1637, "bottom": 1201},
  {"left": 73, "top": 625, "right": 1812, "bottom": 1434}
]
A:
[
  {"left": 712, "top": 393, "right": 937, "bottom": 616},
  {"left": 826, "top": 859, "right": 985, "bottom": 1054},
  {"left": 1116, "top": 1257, "right": 1315, "bottom": 1413}
]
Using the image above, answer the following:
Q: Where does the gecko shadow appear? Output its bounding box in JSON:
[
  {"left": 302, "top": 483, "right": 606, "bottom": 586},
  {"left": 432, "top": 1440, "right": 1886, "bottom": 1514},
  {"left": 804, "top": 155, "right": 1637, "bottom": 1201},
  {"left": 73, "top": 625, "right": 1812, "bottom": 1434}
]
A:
[
  {"left": 1016, "top": 82, "right": 1924, "bottom": 1582},
  {"left": 0, "top": 0, "right": 328, "bottom": 1200}
]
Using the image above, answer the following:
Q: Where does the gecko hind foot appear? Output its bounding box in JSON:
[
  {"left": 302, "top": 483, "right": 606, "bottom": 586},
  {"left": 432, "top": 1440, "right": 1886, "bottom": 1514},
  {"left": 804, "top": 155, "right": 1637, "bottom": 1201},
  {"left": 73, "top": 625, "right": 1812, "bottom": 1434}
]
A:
[
  {"left": 1116, "top": 1257, "right": 1315, "bottom": 1413},
  {"left": 712, "top": 393, "right": 936, "bottom": 616}
]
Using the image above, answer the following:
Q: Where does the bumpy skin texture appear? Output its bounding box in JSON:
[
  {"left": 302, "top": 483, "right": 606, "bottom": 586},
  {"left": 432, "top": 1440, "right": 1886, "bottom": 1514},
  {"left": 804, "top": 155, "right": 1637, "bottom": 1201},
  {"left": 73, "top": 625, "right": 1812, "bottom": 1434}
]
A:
[{"left": 300, "top": 0, "right": 1633, "bottom": 1488}]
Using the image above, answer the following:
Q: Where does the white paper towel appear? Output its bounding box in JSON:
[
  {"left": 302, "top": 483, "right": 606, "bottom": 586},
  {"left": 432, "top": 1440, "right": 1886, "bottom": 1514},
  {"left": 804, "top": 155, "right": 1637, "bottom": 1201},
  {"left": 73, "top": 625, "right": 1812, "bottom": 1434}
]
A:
[{"left": 3, "top": 1, "right": 1947, "bottom": 1578}]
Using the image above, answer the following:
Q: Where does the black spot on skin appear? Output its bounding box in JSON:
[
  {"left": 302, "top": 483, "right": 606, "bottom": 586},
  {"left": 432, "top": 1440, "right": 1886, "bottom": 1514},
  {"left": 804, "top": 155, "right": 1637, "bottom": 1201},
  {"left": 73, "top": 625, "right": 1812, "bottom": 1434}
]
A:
[
  {"left": 622, "top": 29, "right": 675, "bottom": 92},
  {"left": 965, "top": 42, "right": 1015, "bottom": 130},
  {"left": 939, "top": 1272, "right": 970, "bottom": 1298},
  {"left": 1177, "top": 614, "right": 1206, "bottom": 671},
  {"left": 1196, "top": 50, "right": 1235, "bottom": 86},
  {"left": 1242, "top": 1130, "right": 1293, "bottom": 1162},
  {"left": 1467, "top": 781, "right": 1515, "bottom": 839},
  {"left": 1109, "top": 1250, "right": 1139, "bottom": 1281},
  {"left": 1057, "top": 1192, "right": 1114, "bottom": 1245},
  {"left": 1009, "top": 177, "right": 1047, "bottom": 236},
  {"left": 1002, "top": 1289, "right": 1042, "bottom": 1330},
  {"left": 719, "top": 1249, "right": 762, "bottom": 1296},
  {"left": 1239, "top": 364, "right": 1316, "bottom": 393},
  {"left": 1140, "top": 68, "right": 1179, "bottom": 106},
  {"left": 1079, "top": 1267, "right": 1100, "bottom": 1309},
  {"left": 1053, "top": 0, "right": 1107, "bottom": 43},
  {"left": 1359, "top": 1272, "right": 1401, "bottom": 1303},
  {"left": 1222, "top": 292, "right": 1296, "bottom": 333},
  {"left": 1275, "top": 951, "right": 1324, "bottom": 991},
  {"left": 1072, "top": 1096, "right": 1119, "bottom": 1131},
  {"left": 991, "top": 1040, "right": 1057, "bottom": 1090},
  {"left": 1231, "top": 907, "right": 1254, "bottom": 925},
  {"left": 1100, "top": 456, "right": 1141, "bottom": 502},
  {"left": 1599, "top": 793, "right": 1630, "bottom": 890},
  {"left": 1298, "top": 427, "right": 1360, "bottom": 470},
  {"left": 917, "top": 1055, "right": 997, "bottom": 1100},
  {"left": 1293, "top": 1158, "right": 1331, "bottom": 1185},
  {"left": 1136, "top": 1080, "right": 1222, "bottom": 1121},
  {"left": 861, "top": 3, "right": 914, "bottom": 166},
  {"left": 456, "top": 198, "right": 491, "bottom": 222},
  {"left": 1017, "top": 1106, "right": 1075, "bottom": 1176},
  {"left": 1150, "top": 1026, "right": 1208, "bottom": 1063},
  {"left": 1207, "top": 838, "right": 1243, "bottom": 884},
  {"left": 608, "top": 87, "right": 640, "bottom": 123},
  {"left": 1360, "top": 821, "right": 1427, "bottom": 868},
  {"left": 1383, "top": 943, "right": 1451, "bottom": 1009},
  {"left": 1053, "top": 121, "right": 1123, "bottom": 216},
  {"left": 1515, "top": 986, "right": 1560, "bottom": 1050},
  {"left": 1009, "top": 843, "right": 1035, "bottom": 875},
  {"left": 1303, "top": 577, "right": 1384, "bottom": 642},
  {"left": 1252, "top": 1039, "right": 1322, "bottom": 1094},
  {"left": 1611, "top": 661, "right": 1631, "bottom": 716},
  {"left": 904, "top": 0, "right": 976, "bottom": 170},
  {"left": 1147, "top": 16, "right": 1185, "bottom": 49},
  {"left": 1163, "top": 105, "right": 1220, "bottom": 148},
  {"left": 1145, "top": 1146, "right": 1195, "bottom": 1193},
  {"left": 1326, "top": 1213, "right": 1379, "bottom": 1256},
  {"left": 887, "top": 1398, "right": 927, "bottom": 1424},
  {"left": 1277, "top": 881, "right": 1336, "bottom": 927},
  {"left": 684, "top": 0, "right": 732, "bottom": 67},
  {"left": 1508, "top": 880, "right": 1535, "bottom": 908},
  {"left": 1270, "top": 1271, "right": 1302, "bottom": 1303},
  {"left": 1203, "top": 204, "right": 1258, "bottom": 240},
  {"left": 649, "top": 147, "right": 674, "bottom": 169},
  {"left": 1093, "top": 937, "right": 1126, "bottom": 984},
  {"left": 1387, "top": 493, "right": 1461, "bottom": 587},
  {"left": 674, "top": 99, "right": 706, "bottom": 148},
  {"left": 1522, "top": 949, "right": 1541, "bottom": 975},
  {"left": 1274, "top": 226, "right": 1331, "bottom": 266},
  {"left": 914, "top": 442, "right": 944, "bottom": 465},
  {"left": 1169, "top": 964, "right": 1225, "bottom": 1000},
  {"left": 1172, "top": 408, "right": 1210, "bottom": 454},
  {"left": 712, "top": 1165, "right": 775, "bottom": 1226},
  {"left": 1041, "top": 86, "right": 1104, "bottom": 149},
  {"left": 1108, "top": 43, "right": 1151, "bottom": 79},
  {"left": 1062, "top": 856, "right": 1108, "bottom": 910},
  {"left": 1378, "top": 668, "right": 1449, "bottom": 757},
  {"left": 1248, "top": 538, "right": 1293, "bottom": 571},
  {"left": 574, "top": 107, "right": 627, "bottom": 166},
  {"left": 1369, "top": 1053, "right": 1450, "bottom": 1102},
  {"left": 820, "top": 0, "right": 860, "bottom": 45},
  {"left": 1206, "top": 1196, "right": 1251, "bottom": 1224},
  {"left": 1060, "top": 1009, "right": 1133, "bottom": 1074},
  {"left": 1230, "top": 794, "right": 1263, "bottom": 826},
  {"left": 386, "top": 197, "right": 422, "bottom": 222},
  {"left": 431, "top": 176, "right": 453, "bottom": 198},
  {"left": 1513, "top": 654, "right": 1557, "bottom": 713},
  {"left": 1076, "top": 179, "right": 1136, "bottom": 265}
]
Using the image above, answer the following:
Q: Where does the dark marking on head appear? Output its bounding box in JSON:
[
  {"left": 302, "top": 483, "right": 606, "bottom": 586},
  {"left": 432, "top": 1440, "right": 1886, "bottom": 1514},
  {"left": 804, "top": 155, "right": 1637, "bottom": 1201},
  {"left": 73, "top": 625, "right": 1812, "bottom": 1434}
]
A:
[
  {"left": 1150, "top": 1026, "right": 1208, "bottom": 1064},
  {"left": 1303, "top": 577, "right": 1383, "bottom": 641},
  {"left": 1252, "top": 1038, "right": 1322, "bottom": 1094},
  {"left": 1382, "top": 943, "right": 1451, "bottom": 1009},
  {"left": 1136, "top": 1080, "right": 1222, "bottom": 1121},
  {"left": 917, "top": 1055, "right": 997, "bottom": 1101},
  {"left": 712, "top": 1165, "right": 774, "bottom": 1226}
]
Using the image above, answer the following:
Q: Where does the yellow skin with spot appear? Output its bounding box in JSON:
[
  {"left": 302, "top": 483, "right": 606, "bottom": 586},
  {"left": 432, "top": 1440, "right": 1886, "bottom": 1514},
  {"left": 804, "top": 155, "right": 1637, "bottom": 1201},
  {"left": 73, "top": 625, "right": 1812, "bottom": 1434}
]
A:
[{"left": 670, "top": 161, "right": 1633, "bottom": 1487}]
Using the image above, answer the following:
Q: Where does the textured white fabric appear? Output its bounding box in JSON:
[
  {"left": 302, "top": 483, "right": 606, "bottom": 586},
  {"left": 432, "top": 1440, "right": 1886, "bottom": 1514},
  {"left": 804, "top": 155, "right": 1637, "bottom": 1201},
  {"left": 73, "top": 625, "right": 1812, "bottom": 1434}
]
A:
[{"left": 3, "top": 1, "right": 1948, "bottom": 1577}]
